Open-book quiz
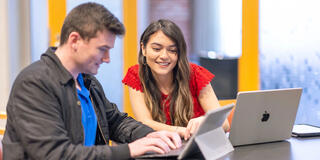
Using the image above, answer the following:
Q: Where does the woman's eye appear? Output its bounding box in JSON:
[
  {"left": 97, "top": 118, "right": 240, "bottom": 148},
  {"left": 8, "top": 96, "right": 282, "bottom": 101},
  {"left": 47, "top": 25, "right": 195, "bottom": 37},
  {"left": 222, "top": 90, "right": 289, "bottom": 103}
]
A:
[
  {"left": 152, "top": 48, "right": 161, "bottom": 52},
  {"left": 168, "top": 49, "right": 177, "bottom": 54}
]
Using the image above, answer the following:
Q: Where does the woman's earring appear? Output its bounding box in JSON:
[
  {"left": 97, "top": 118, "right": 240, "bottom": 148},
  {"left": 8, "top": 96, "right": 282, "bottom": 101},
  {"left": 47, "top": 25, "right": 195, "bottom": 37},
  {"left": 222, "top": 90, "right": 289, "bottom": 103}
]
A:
[{"left": 143, "top": 56, "right": 147, "bottom": 65}]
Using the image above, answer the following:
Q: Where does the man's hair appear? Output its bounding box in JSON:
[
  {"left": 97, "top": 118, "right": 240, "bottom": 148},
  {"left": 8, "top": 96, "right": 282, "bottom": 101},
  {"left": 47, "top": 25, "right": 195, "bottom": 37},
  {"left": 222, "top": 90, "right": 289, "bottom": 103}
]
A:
[{"left": 59, "top": 2, "right": 125, "bottom": 45}]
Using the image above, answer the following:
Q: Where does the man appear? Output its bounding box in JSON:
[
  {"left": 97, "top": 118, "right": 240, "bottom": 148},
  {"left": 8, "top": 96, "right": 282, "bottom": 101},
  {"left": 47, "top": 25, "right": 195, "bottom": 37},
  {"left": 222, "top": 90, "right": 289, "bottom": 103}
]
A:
[{"left": 3, "top": 2, "right": 181, "bottom": 159}]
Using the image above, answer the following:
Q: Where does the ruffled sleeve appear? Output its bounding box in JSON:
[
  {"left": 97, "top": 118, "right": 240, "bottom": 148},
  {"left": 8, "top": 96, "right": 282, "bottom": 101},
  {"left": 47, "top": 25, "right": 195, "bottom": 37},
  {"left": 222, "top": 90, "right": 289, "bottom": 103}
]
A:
[
  {"left": 189, "top": 63, "right": 215, "bottom": 97},
  {"left": 122, "top": 64, "right": 143, "bottom": 92}
]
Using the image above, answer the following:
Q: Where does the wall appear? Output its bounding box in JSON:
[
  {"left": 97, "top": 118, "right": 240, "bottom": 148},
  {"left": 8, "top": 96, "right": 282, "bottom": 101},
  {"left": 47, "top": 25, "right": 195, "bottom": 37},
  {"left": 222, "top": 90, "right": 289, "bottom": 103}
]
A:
[
  {"left": 30, "top": 0, "right": 48, "bottom": 62},
  {"left": 260, "top": 0, "right": 320, "bottom": 126},
  {"left": 148, "top": 0, "right": 193, "bottom": 56},
  {"left": 0, "top": 0, "right": 31, "bottom": 130},
  {"left": 67, "top": 0, "right": 124, "bottom": 110},
  {"left": 0, "top": 0, "right": 10, "bottom": 112}
]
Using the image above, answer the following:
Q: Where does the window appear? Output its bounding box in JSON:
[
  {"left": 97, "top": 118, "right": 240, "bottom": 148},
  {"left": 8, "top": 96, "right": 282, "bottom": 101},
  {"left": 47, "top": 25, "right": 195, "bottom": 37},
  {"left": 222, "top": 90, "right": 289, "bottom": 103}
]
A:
[{"left": 260, "top": 0, "right": 320, "bottom": 126}]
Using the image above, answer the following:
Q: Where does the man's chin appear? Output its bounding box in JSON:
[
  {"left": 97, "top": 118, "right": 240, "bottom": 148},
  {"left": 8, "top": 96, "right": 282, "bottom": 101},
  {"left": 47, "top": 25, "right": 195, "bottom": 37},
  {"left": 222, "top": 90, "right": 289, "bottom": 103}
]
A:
[
  {"left": 92, "top": 71, "right": 98, "bottom": 75},
  {"left": 84, "top": 70, "right": 98, "bottom": 75}
]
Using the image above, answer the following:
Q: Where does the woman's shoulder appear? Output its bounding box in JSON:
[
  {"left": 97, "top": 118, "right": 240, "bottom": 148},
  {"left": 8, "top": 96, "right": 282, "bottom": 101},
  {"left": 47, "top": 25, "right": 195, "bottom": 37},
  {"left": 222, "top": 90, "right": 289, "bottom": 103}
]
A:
[
  {"left": 127, "top": 64, "right": 140, "bottom": 73},
  {"left": 189, "top": 63, "right": 214, "bottom": 96},
  {"left": 189, "top": 63, "right": 213, "bottom": 78},
  {"left": 122, "top": 64, "right": 143, "bottom": 92},
  {"left": 189, "top": 63, "right": 208, "bottom": 71},
  {"left": 124, "top": 64, "right": 140, "bottom": 79}
]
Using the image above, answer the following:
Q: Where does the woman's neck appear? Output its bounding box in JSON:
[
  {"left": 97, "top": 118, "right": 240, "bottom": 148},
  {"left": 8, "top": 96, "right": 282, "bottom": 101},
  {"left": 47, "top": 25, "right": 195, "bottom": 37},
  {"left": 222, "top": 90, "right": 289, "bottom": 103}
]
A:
[{"left": 153, "top": 73, "right": 174, "bottom": 95}]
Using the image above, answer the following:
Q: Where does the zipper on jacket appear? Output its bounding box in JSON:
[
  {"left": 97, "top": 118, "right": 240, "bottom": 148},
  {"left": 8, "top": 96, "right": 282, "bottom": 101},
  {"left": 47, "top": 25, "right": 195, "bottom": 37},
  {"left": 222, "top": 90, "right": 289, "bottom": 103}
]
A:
[
  {"left": 75, "top": 84, "right": 86, "bottom": 144},
  {"left": 89, "top": 91, "right": 108, "bottom": 145}
]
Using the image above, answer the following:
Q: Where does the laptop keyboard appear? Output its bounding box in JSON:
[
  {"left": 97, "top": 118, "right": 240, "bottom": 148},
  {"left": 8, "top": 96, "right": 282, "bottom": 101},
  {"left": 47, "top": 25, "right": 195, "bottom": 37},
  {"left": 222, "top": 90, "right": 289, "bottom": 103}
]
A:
[{"left": 136, "top": 140, "right": 187, "bottom": 158}]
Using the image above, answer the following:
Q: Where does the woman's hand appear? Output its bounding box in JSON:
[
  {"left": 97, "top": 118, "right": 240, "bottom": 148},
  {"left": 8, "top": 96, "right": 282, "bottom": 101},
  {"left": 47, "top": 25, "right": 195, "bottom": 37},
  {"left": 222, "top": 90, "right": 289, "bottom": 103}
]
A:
[
  {"left": 184, "top": 116, "right": 205, "bottom": 140},
  {"left": 175, "top": 126, "right": 186, "bottom": 138}
]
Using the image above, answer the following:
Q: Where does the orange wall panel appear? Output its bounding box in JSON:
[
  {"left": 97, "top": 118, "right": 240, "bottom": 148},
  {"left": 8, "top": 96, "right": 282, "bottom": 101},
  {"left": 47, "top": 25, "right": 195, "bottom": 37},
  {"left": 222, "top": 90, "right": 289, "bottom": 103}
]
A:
[{"left": 48, "top": 0, "right": 66, "bottom": 46}]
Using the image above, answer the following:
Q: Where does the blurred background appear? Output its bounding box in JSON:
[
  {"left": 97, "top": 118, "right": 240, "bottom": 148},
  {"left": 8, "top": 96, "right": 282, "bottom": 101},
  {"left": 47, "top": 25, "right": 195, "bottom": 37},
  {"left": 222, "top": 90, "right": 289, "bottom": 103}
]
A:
[{"left": 0, "top": 0, "right": 319, "bottom": 133}]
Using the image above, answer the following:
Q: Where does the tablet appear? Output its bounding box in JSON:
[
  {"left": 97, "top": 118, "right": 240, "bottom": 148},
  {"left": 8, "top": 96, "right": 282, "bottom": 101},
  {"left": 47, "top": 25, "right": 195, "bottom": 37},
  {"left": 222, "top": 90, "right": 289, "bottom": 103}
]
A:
[{"left": 292, "top": 124, "right": 320, "bottom": 137}]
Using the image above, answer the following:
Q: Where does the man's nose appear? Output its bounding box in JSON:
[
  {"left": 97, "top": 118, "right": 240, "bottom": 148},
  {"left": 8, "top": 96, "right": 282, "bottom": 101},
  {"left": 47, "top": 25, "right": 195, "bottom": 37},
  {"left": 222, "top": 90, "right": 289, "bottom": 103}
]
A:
[{"left": 102, "top": 52, "right": 110, "bottom": 63}]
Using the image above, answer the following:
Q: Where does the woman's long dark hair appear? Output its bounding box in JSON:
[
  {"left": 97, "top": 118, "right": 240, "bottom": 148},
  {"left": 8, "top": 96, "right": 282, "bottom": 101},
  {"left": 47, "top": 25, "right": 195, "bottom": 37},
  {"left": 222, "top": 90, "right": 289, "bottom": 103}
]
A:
[{"left": 138, "top": 19, "right": 193, "bottom": 126}]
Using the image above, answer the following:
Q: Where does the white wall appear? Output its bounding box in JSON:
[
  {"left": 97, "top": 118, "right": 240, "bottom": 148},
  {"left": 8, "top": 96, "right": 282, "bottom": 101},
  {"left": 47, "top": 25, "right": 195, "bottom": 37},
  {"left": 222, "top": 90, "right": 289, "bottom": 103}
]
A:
[
  {"left": 259, "top": 0, "right": 320, "bottom": 126},
  {"left": 30, "top": 0, "right": 49, "bottom": 62},
  {"left": 192, "top": 0, "right": 242, "bottom": 58},
  {"left": 0, "top": 0, "right": 31, "bottom": 129},
  {"left": 8, "top": 0, "right": 31, "bottom": 84},
  {"left": 67, "top": 0, "right": 124, "bottom": 110},
  {"left": 0, "top": 0, "right": 10, "bottom": 112},
  {"left": 137, "top": 0, "right": 149, "bottom": 41}
]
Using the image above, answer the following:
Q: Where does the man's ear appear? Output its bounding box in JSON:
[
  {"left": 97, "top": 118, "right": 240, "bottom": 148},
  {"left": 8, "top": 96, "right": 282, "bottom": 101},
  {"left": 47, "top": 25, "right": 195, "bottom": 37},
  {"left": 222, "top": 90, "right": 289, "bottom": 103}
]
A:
[
  {"left": 141, "top": 43, "right": 146, "bottom": 56},
  {"left": 68, "top": 32, "right": 81, "bottom": 50}
]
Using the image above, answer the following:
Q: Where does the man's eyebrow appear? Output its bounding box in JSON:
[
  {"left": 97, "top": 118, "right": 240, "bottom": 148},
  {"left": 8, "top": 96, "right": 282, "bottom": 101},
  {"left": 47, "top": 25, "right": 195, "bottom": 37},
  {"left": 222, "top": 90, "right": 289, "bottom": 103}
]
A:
[{"left": 99, "top": 45, "right": 111, "bottom": 49}]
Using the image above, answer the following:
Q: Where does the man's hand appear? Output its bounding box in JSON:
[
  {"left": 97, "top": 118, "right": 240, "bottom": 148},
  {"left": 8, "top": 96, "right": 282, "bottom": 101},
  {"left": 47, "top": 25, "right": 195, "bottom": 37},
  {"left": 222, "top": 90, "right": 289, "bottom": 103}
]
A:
[
  {"left": 184, "top": 116, "right": 205, "bottom": 140},
  {"left": 146, "top": 130, "right": 182, "bottom": 149},
  {"left": 128, "top": 131, "right": 181, "bottom": 158}
]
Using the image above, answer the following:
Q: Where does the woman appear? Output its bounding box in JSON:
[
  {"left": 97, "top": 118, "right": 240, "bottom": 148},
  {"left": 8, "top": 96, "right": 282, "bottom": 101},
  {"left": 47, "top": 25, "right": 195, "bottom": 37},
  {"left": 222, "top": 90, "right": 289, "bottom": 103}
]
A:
[{"left": 122, "top": 19, "right": 229, "bottom": 140}]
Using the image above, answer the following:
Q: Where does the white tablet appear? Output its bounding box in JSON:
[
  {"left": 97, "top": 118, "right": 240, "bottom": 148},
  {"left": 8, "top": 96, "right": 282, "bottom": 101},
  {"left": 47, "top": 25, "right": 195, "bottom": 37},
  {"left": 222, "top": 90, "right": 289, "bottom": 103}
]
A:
[{"left": 292, "top": 124, "right": 320, "bottom": 137}]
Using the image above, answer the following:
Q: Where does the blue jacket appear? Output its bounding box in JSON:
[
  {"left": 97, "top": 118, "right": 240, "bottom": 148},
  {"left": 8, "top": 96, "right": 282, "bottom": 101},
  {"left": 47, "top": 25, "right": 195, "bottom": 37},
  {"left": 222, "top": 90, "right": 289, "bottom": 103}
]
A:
[{"left": 3, "top": 47, "right": 153, "bottom": 159}]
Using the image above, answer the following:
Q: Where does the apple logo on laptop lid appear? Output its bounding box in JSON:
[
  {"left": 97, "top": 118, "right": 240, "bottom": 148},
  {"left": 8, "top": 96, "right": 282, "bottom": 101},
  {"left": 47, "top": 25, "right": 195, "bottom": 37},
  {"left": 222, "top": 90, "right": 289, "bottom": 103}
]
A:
[{"left": 261, "top": 111, "right": 270, "bottom": 122}]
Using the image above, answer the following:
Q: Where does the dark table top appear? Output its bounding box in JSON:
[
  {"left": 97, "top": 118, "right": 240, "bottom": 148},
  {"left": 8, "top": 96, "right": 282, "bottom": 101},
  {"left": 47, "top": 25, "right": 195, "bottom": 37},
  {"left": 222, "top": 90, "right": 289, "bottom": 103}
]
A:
[
  {"left": 219, "top": 137, "right": 320, "bottom": 160},
  {"left": 136, "top": 136, "right": 320, "bottom": 160}
]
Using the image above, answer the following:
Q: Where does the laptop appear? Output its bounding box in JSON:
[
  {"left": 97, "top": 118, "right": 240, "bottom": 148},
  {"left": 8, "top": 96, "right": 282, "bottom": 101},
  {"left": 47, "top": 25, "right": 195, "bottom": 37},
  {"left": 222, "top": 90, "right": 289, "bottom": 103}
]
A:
[
  {"left": 137, "top": 103, "right": 234, "bottom": 159},
  {"left": 228, "top": 88, "right": 302, "bottom": 146}
]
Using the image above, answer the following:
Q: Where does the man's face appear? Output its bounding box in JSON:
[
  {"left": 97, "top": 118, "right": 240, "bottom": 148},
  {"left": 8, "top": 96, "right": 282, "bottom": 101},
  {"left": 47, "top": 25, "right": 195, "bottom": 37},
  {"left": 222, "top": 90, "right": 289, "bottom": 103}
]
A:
[{"left": 75, "top": 29, "right": 116, "bottom": 75}]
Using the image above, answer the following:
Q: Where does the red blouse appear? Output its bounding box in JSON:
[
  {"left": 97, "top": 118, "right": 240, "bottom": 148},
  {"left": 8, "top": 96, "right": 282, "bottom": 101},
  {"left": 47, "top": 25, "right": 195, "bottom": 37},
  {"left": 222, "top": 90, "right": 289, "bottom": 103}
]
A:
[{"left": 122, "top": 63, "right": 214, "bottom": 125}]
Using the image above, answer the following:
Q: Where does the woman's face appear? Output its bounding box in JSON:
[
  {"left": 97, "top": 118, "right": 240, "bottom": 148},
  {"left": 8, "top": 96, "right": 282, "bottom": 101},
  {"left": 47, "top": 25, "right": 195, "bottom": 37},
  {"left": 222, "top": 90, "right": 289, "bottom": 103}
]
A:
[{"left": 142, "top": 30, "right": 178, "bottom": 78}]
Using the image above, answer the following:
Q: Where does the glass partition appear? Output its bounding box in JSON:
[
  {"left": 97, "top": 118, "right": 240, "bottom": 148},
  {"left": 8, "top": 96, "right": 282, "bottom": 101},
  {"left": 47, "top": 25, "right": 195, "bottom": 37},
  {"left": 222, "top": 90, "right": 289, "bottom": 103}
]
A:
[{"left": 260, "top": 0, "right": 320, "bottom": 126}]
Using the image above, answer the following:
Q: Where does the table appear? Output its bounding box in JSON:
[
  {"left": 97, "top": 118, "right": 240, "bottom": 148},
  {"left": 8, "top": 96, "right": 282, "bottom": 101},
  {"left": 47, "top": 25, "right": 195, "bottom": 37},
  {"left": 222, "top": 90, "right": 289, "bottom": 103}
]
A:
[
  {"left": 136, "top": 137, "right": 320, "bottom": 160},
  {"left": 218, "top": 137, "right": 320, "bottom": 160}
]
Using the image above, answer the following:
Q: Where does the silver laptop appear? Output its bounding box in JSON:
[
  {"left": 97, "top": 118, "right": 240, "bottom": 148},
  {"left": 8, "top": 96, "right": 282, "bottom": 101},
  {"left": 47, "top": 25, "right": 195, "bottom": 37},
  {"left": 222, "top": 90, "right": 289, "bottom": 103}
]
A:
[
  {"left": 137, "top": 103, "right": 234, "bottom": 159},
  {"left": 229, "top": 88, "right": 302, "bottom": 146}
]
